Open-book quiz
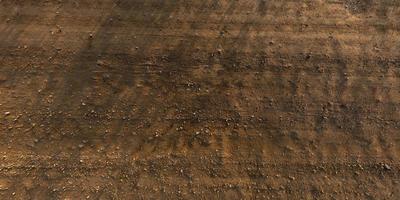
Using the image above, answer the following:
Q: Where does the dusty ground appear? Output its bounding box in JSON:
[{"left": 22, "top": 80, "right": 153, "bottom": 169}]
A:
[{"left": 0, "top": 0, "right": 399, "bottom": 199}]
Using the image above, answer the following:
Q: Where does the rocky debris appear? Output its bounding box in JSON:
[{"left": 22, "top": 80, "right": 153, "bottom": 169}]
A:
[
  {"left": 344, "top": 0, "right": 373, "bottom": 14},
  {"left": 0, "top": 0, "right": 399, "bottom": 199}
]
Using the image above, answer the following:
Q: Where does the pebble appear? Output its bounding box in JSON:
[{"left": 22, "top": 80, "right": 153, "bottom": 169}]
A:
[
  {"left": 383, "top": 164, "right": 391, "bottom": 170},
  {"left": 0, "top": 179, "right": 9, "bottom": 191}
]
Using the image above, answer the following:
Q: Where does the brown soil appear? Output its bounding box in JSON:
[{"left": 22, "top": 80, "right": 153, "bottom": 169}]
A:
[{"left": 0, "top": 0, "right": 399, "bottom": 199}]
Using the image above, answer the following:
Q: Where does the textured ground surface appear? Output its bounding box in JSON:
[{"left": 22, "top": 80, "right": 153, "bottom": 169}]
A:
[{"left": 0, "top": 0, "right": 400, "bottom": 199}]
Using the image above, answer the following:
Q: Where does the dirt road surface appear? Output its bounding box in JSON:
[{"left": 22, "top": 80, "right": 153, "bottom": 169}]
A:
[{"left": 0, "top": 0, "right": 399, "bottom": 199}]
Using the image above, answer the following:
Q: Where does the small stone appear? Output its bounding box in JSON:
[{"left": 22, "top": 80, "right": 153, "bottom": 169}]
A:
[
  {"left": 96, "top": 60, "right": 105, "bottom": 66},
  {"left": 0, "top": 179, "right": 10, "bottom": 191},
  {"left": 4, "top": 112, "right": 10, "bottom": 116},
  {"left": 383, "top": 164, "right": 391, "bottom": 170}
]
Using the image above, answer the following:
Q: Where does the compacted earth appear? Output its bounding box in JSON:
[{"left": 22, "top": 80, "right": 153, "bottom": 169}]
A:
[{"left": 0, "top": 0, "right": 399, "bottom": 199}]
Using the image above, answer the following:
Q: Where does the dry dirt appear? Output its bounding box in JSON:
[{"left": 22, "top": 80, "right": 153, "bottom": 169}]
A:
[{"left": 0, "top": 0, "right": 399, "bottom": 199}]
